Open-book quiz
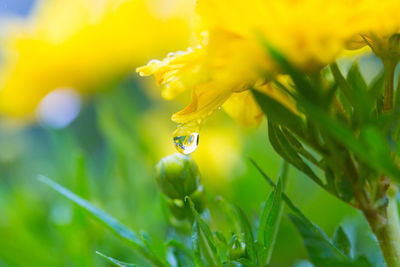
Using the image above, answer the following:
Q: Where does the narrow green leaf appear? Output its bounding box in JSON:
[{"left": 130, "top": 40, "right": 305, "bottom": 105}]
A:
[
  {"left": 39, "top": 175, "right": 143, "bottom": 246},
  {"left": 252, "top": 89, "right": 304, "bottom": 131},
  {"left": 96, "top": 251, "right": 136, "bottom": 267},
  {"left": 297, "top": 98, "right": 400, "bottom": 182},
  {"left": 281, "top": 128, "right": 323, "bottom": 168},
  {"left": 250, "top": 158, "right": 371, "bottom": 266},
  {"left": 186, "top": 197, "right": 217, "bottom": 254},
  {"left": 268, "top": 121, "right": 324, "bottom": 188},
  {"left": 186, "top": 197, "right": 219, "bottom": 267},
  {"left": 254, "top": 162, "right": 288, "bottom": 266},
  {"left": 251, "top": 158, "right": 353, "bottom": 265},
  {"left": 288, "top": 213, "right": 350, "bottom": 265},
  {"left": 368, "top": 71, "right": 384, "bottom": 105},
  {"left": 166, "top": 239, "right": 195, "bottom": 261},
  {"left": 347, "top": 62, "right": 367, "bottom": 93},
  {"left": 257, "top": 190, "right": 275, "bottom": 247},
  {"left": 248, "top": 158, "right": 311, "bottom": 223},
  {"left": 330, "top": 63, "right": 354, "bottom": 105},
  {"left": 38, "top": 175, "right": 166, "bottom": 267},
  {"left": 234, "top": 205, "right": 258, "bottom": 266},
  {"left": 214, "top": 231, "right": 229, "bottom": 264},
  {"left": 191, "top": 222, "right": 206, "bottom": 267},
  {"left": 332, "top": 226, "right": 351, "bottom": 257},
  {"left": 259, "top": 178, "right": 284, "bottom": 266},
  {"left": 347, "top": 62, "right": 372, "bottom": 125},
  {"left": 140, "top": 232, "right": 169, "bottom": 266},
  {"left": 360, "top": 125, "right": 394, "bottom": 161}
]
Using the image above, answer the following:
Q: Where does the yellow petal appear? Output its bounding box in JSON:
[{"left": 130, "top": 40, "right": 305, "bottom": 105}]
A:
[
  {"left": 222, "top": 90, "right": 263, "bottom": 127},
  {"left": 137, "top": 48, "right": 204, "bottom": 100},
  {"left": 171, "top": 82, "right": 232, "bottom": 124}
]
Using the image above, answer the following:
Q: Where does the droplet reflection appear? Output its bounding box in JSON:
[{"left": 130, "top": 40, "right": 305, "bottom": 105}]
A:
[{"left": 173, "top": 132, "right": 199, "bottom": 154}]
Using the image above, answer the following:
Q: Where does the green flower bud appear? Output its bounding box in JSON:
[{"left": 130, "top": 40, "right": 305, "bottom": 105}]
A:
[
  {"left": 155, "top": 153, "right": 200, "bottom": 199},
  {"left": 229, "top": 234, "right": 246, "bottom": 260}
]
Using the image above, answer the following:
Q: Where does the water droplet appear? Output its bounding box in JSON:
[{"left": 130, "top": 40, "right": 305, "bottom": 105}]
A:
[
  {"left": 173, "top": 132, "right": 199, "bottom": 155},
  {"left": 173, "top": 122, "right": 200, "bottom": 154}
]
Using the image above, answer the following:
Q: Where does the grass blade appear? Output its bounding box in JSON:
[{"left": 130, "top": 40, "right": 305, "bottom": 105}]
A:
[
  {"left": 38, "top": 175, "right": 167, "bottom": 267},
  {"left": 96, "top": 251, "right": 136, "bottom": 267}
]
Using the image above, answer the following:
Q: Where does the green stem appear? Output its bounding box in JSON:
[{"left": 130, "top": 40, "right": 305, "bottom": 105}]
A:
[
  {"left": 379, "top": 185, "right": 400, "bottom": 267},
  {"left": 383, "top": 60, "right": 397, "bottom": 112},
  {"left": 362, "top": 185, "right": 400, "bottom": 267}
]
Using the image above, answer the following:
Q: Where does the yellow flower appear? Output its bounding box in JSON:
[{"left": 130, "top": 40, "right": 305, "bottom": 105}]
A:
[
  {"left": 0, "top": 0, "right": 194, "bottom": 119},
  {"left": 137, "top": 36, "right": 281, "bottom": 128},
  {"left": 138, "top": 0, "right": 400, "bottom": 137}
]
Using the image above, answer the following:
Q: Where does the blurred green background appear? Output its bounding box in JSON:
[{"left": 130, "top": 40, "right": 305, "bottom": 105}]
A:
[{"left": 0, "top": 1, "right": 386, "bottom": 266}]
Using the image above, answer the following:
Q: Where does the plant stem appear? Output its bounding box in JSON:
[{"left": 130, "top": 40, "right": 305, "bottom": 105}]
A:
[
  {"left": 361, "top": 185, "right": 400, "bottom": 267},
  {"left": 381, "top": 185, "right": 400, "bottom": 267},
  {"left": 383, "top": 59, "right": 397, "bottom": 112}
]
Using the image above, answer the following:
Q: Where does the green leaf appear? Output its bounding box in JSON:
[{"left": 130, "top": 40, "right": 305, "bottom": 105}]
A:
[
  {"left": 166, "top": 239, "right": 195, "bottom": 262},
  {"left": 38, "top": 175, "right": 166, "bottom": 267},
  {"left": 288, "top": 213, "right": 350, "bottom": 266},
  {"left": 281, "top": 128, "right": 323, "bottom": 168},
  {"left": 360, "top": 125, "right": 394, "bottom": 161},
  {"left": 297, "top": 97, "right": 400, "bottom": 182},
  {"left": 252, "top": 89, "right": 304, "bottom": 131},
  {"left": 250, "top": 159, "right": 370, "bottom": 266},
  {"left": 234, "top": 205, "right": 258, "bottom": 266},
  {"left": 353, "top": 256, "right": 373, "bottom": 267},
  {"left": 191, "top": 221, "right": 206, "bottom": 267},
  {"left": 347, "top": 62, "right": 372, "bottom": 125},
  {"left": 268, "top": 121, "right": 324, "bottom": 188},
  {"left": 38, "top": 175, "right": 142, "bottom": 246},
  {"left": 214, "top": 231, "right": 229, "bottom": 264},
  {"left": 332, "top": 226, "right": 351, "bottom": 257},
  {"left": 140, "top": 231, "right": 169, "bottom": 266},
  {"left": 330, "top": 63, "right": 354, "bottom": 106},
  {"left": 262, "top": 178, "right": 284, "bottom": 261},
  {"left": 186, "top": 197, "right": 219, "bottom": 267},
  {"left": 186, "top": 197, "right": 217, "bottom": 254},
  {"left": 347, "top": 62, "right": 367, "bottom": 93},
  {"left": 257, "top": 175, "right": 284, "bottom": 266},
  {"left": 248, "top": 158, "right": 311, "bottom": 223},
  {"left": 96, "top": 251, "right": 136, "bottom": 267},
  {"left": 368, "top": 71, "right": 385, "bottom": 106},
  {"left": 257, "top": 190, "right": 275, "bottom": 247}
]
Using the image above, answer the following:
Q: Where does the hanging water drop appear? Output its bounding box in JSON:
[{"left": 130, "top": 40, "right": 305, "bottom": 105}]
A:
[
  {"left": 173, "top": 132, "right": 199, "bottom": 154},
  {"left": 172, "top": 122, "right": 200, "bottom": 154}
]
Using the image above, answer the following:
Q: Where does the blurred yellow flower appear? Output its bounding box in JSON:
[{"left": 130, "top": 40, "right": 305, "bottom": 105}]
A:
[
  {"left": 0, "top": 0, "right": 194, "bottom": 119},
  {"left": 138, "top": 0, "right": 400, "bottom": 136}
]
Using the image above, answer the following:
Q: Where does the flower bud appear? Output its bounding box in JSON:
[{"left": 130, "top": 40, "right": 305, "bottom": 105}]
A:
[
  {"left": 229, "top": 234, "right": 246, "bottom": 260},
  {"left": 155, "top": 153, "right": 200, "bottom": 199}
]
